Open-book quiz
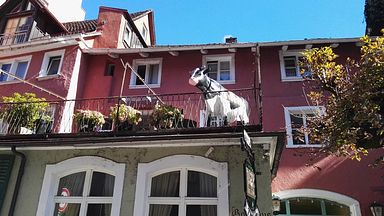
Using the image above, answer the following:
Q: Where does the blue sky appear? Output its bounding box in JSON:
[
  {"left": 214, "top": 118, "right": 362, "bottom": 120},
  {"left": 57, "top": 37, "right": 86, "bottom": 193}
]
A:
[{"left": 82, "top": 0, "right": 366, "bottom": 45}]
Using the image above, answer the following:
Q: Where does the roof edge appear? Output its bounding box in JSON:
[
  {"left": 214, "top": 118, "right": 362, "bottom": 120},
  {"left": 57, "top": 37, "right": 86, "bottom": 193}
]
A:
[{"left": 82, "top": 37, "right": 362, "bottom": 55}]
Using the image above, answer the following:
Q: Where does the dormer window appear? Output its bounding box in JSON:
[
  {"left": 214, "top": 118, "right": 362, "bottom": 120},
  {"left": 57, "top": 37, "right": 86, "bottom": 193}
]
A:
[
  {"left": 123, "top": 22, "right": 131, "bottom": 48},
  {"left": 141, "top": 24, "right": 148, "bottom": 40},
  {"left": 1, "top": 16, "right": 33, "bottom": 45}
]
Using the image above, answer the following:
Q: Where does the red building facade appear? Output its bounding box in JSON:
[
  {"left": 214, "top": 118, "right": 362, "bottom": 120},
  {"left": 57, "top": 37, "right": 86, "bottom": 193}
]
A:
[{"left": 0, "top": 1, "right": 382, "bottom": 216}]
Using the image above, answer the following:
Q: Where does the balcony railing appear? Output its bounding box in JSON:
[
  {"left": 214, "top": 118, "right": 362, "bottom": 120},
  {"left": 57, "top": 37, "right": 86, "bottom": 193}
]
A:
[
  {"left": 0, "top": 89, "right": 260, "bottom": 135},
  {"left": 0, "top": 31, "right": 29, "bottom": 46}
]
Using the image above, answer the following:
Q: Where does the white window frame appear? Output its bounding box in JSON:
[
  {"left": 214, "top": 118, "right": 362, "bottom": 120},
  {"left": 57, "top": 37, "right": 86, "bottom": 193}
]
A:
[
  {"left": 123, "top": 22, "right": 132, "bottom": 48},
  {"left": 142, "top": 23, "right": 148, "bottom": 40},
  {"left": 284, "top": 106, "right": 324, "bottom": 148},
  {"left": 130, "top": 58, "right": 162, "bottom": 89},
  {"left": 0, "top": 55, "right": 31, "bottom": 84},
  {"left": 133, "top": 155, "right": 229, "bottom": 216},
  {"left": 274, "top": 189, "right": 361, "bottom": 216},
  {"left": 39, "top": 49, "right": 65, "bottom": 77},
  {"left": 203, "top": 54, "right": 235, "bottom": 84},
  {"left": 36, "top": 156, "right": 125, "bottom": 216},
  {"left": 279, "top": 50, "right": 306, "bottom": 82}
]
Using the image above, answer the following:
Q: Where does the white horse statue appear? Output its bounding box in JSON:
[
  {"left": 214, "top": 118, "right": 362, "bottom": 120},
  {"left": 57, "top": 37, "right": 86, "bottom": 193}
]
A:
[{"left": 189, "top": 66, "right": 250, "bottom": 125}]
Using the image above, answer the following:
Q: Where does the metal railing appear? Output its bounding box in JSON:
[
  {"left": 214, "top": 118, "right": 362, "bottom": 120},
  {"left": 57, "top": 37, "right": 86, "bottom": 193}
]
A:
[
  {"left": 0, "top": 89, "right": 259, "bottom": 135},
  {"left": 0, "top": 31, "right": 29, "bottom": 46}
]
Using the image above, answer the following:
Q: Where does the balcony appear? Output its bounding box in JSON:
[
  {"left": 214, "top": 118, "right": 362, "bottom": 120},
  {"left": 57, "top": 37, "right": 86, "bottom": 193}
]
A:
[
  {"left": 0, "top": 27, "right": 48, "bottom": 46},
  {"left": 0, "top": 88, "right": 261, "bottom": 137},
  {"left": 0, "top": 31, "right": 29, "bottom": 46}
]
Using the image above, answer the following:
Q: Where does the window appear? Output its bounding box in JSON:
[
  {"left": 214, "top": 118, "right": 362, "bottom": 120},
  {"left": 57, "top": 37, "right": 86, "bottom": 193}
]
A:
[
  {"left": 275, "top": 189, "right": 361, "bottom": 216},
  {"left": 284, "top": 106, "right": 324, "bottom": 147},
  {"left": 0, "top": 56, "right": 31, "bottom": 83},
  {"left": 123, "top": 22, "right": 131, "bottom": 47},
  {"left": 134, "top": 155, "right": 229, "bottom": 216},
  {"left": 142, "top": 24, "right": 148, "bottom": 40},
  {"left": 278, "top": 198, "right": 350, "bottom": 216},
  {"left": 203, "top": 54, "right": 235, "bottom": 84},
  {"left": 46, "top": 56, "right": 61, "bottom": 75},
  {"left": 279, "top": 51, "right": 309, "bottom": 81},
  {"left": 130, "top": 59, "right": 162, "bottom": 88},
  {"left": 105, "top": 63, "right": 115, "bottom": 76},
  {"left": 40, "top": 49, "right": 65, "bottom": 77},
  {"left": 36, "top": 156, "right": 125, "bottom": 216},
  {"left": 0, "top": 63, "right": 12, "bottom": 81},
  {"left": 1, "top": 16, "right": 33, "bottom": 45},
  {"left": 0, "top": 155, "right": 14, "bottom": 208}
]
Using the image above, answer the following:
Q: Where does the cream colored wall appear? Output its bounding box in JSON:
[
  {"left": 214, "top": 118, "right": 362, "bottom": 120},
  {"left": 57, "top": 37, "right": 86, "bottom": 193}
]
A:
[
  {"left": 2, "top": 144, "right": 273, "bottom": 216},
  {"left": 133, "top": 15, "right": 151, "bottom": 46},
  {"left": 117, "top": 18, "right": 129, "bottom": 48}
]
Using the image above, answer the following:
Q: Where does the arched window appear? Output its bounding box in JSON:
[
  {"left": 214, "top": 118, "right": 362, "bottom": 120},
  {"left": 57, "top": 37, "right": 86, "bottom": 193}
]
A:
[
  {"left": 133, "top": 155, "right": 229, "bottom": 216},
  {"left": 275, "top": 189, "right": 361, "bottom": 216},
  {"left": 36, "top": 156, "right": 125, "bottom": 216}
]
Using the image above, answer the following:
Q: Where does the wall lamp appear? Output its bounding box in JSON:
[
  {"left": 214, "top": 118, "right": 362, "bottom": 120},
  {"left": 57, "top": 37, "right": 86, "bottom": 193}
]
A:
[{"left": 370, "top": 202, "right": 384, "bottom": 216}]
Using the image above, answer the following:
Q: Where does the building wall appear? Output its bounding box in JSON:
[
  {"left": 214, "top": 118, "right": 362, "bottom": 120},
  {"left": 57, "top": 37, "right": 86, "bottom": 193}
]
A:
[
  {"left": 79, "top": 48, "right": 260, "bottom": 124},
  {"left": 1, "top": 144, "right": 273, "bottom": 216},
  {"left": 0, "top": 45, "right": 82, "bottom": 132},
  {"left": 261, "top": 43, "right": 384, "bottom": 215},
  {"left": 133, "top": 15, "right": 151, "bottom": 45},
  {"left": 0, "top": 45, "right": 80, "bottom": 100},
  {"left": 93, "top": 7, "right": 125, "bottom": 49}
]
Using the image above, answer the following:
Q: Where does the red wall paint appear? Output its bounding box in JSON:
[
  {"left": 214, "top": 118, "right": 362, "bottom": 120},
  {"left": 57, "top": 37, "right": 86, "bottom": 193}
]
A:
[
  {"left": 79, "top": 48, "right": 260, "bottom": 124},
  {"left": 0, "top": 45, "right": 81, "bottom": 132},
  {"left": 261, "top": 44, "right": 384, "bottom": 215},
  {"left": 93, "top": 7, "right": 124, "bottom": 48},
  {"left": 0, "top": 45, "right": 80, "bottom": 101}
]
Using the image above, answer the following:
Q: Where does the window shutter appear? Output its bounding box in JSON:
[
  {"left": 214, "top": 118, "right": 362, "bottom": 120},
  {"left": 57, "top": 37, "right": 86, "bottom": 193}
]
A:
[{"left": 0, "top": 155, "right": 15, "bottom": 210}]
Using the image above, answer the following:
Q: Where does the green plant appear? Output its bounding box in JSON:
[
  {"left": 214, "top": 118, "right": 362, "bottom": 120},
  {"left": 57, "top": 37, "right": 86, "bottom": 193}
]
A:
[
  {"left": 74, "top": 109, "right": 105, "bottom": 132},
  {"left": 300, "top": 35, "right": 384, "bottom": 160},
  {"left": 149, "top": 102, "right": 183, "bottom": 129},
  {"left": 0, "top": 93, "right": 49, "bottom": 133},
  {"left": 110, "top": 104, "right": 142, "bottom": 126}
]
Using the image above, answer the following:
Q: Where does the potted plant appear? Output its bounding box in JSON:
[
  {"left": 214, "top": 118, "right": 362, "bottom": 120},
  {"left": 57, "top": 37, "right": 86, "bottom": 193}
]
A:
[
  {"left": 0, "top": 93, "right": 49, "bottom": 134},
  {"left": 149, "top": 102, "right": 183, "bottom": 129},
  {"left": 110, "top": 104, "right": 142, "bottom": 131},
  {"left": 73, "top": 109, "right": 105, "bottom": 132},
  {"left": 35, "top": 114, "right": 53, "bottom": 134}
]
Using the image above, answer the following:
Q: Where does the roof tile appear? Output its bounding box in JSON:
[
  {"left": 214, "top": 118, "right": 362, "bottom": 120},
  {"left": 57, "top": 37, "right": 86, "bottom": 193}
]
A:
[{"left": 63, "top": 19, "right": 98, "bottom": 34}]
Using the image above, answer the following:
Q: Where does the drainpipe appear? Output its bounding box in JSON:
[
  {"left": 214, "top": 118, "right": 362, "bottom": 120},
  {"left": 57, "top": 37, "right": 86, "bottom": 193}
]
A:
[
  {"left": 253, "top": 43, "right": 263, "bottom": 128},
  {"left": 9, "top": 146, "right": 26, "bottom": 216}
]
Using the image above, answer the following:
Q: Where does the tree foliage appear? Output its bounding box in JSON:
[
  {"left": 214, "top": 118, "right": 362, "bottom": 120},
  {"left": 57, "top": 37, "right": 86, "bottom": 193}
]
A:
[
  {"left": 301, "top": 35, "right": 384, "bottom": 160},
  {"left": 0, "top": 93, "right": 49, "bottom": 133},
  {"left": 365, "top": 0, "right": 384, "bottom": 36}
]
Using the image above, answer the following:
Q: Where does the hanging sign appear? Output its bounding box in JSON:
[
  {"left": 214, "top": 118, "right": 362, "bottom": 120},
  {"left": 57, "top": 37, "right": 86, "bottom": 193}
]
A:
[
  {"left": 241, "top": 129, "right": 254, "bottom": 161},
  {"left": 243, "top": 159, "right": 257, "bottom": 215}
]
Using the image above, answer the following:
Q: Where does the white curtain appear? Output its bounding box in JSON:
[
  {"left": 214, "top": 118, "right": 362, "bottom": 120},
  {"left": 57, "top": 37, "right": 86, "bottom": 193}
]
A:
[{"left": 149, "top": 171, "right": 180, "bottom": 216}]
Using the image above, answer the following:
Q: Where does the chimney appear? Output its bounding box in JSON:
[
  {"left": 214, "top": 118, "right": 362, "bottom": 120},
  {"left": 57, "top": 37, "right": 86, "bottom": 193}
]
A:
[{"left": 225, "top": 37, "right": 237, "bottom": 43}]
